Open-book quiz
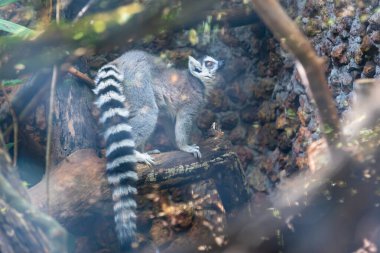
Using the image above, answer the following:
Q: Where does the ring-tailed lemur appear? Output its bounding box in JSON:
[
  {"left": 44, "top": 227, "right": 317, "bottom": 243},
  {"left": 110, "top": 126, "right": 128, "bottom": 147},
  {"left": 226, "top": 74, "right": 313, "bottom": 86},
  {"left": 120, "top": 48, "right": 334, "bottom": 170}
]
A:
[{"left": 93, "top": 50, "right": 224, "bottom": 249}]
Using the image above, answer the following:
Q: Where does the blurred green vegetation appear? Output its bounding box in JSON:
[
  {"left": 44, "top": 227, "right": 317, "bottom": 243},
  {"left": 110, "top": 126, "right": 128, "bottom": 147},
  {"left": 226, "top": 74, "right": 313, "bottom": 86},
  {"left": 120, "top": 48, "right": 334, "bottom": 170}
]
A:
[{"left": 0, "top": 0, "right": 35, "bottom": 37}]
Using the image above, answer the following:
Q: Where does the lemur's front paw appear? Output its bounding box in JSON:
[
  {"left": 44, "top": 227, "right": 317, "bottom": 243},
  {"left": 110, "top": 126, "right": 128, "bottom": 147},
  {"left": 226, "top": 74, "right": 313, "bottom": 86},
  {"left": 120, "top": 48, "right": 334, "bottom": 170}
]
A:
[
  {"left": 135, "top": 151, "right": 156, "bottom": 166},
  {"left": 180, "top": 144, "right": 202, "bottom": 159}
]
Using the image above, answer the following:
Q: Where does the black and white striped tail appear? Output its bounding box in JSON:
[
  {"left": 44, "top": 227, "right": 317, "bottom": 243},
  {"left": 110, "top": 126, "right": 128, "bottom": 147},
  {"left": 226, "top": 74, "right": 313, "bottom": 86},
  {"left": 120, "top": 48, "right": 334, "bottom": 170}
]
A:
[{"left": 94, "top": 64, "right": 138, "bottom": 250}]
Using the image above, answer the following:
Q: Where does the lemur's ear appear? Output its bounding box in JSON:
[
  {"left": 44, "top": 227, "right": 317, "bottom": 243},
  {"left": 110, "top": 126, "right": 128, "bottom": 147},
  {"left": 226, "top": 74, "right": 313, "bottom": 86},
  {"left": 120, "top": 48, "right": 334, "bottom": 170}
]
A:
[{"left": 188, "top": 56, "right": 202, "bottom": 77}]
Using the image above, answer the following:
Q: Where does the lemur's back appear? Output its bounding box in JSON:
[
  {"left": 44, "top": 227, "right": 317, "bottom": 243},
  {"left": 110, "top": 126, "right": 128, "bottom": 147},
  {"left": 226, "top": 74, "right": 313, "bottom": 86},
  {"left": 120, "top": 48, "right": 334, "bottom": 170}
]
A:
[
  {"left": 112, "top": 51, "right": 157, "bottom": 110},
  {"left": 112, "top": 50, "right": 205, "bottom": 114}
]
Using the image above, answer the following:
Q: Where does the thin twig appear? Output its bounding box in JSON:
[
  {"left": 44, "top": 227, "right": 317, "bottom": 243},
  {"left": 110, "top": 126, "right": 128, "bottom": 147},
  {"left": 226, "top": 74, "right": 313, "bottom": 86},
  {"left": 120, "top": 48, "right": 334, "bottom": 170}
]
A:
[
  {"left": 251, "top": 0, "right": 340, "bottom": 146},
  {"left": 67, "top": 66, "right": 95, "bottom": 88},
  {"left": 49, "top": 0, "right": 53, "bottom": 21},
  {"left": 73, "top": 0, "right": 98, "bottom": 23},
  {"left": 1, "top": 84, "right": 18, "bottom": 167},
  {"left": 0, "top": 126, "right": 7, "bottom": 150},
  {"left": 45, "top": 0, "right": 61, "bottom": 215},
  {"left": 56, "top": 0, "right": 60, "bottom": 23},
  {"left": 45, "top": 65, "right": 58, "bottom": 214}
]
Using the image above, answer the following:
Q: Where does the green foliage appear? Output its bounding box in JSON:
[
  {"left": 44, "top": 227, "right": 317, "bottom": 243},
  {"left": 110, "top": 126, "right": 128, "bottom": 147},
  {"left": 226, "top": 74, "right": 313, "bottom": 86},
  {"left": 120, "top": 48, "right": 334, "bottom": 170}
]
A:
[
  {"left": 0, "top": 19, "right": 35, "bottom": 38},
  {"left": 161, "top": 5, "right": 181, "bottom": 21},
  {"left": 285, "top": 108, "right": 297, "bottom": 120},
  {"left": 323, "top": 124, "right": 334, "bottom": 135},
  {"left": 0, "top": 0, "right": 35, "bottom": 37},
  {"left": 2, "top": 79, "right": 23, "bottom": 86},
  {"left": 327, "top": 18, "right": 335, "bottom": 27},
  {"left": 269, "top": 207, "right": 281, "bottom": 219},
  {"left": 359, "top": 128, "right": 378, "bottom": 143},
  {"left": 188, "top": 29, "right": 198, "bottom": 45},
  {"left": 188, "top": 14, "right": 219, "bottom": 46},
  {"left": 0, "top": 0, "right": 18, "bottom": 7},
  {"left": 21, "top": 181, "right": 30, "bottom": 188},
  {"left": 5, "top": 142, "right": 14, "bottom": 150}
]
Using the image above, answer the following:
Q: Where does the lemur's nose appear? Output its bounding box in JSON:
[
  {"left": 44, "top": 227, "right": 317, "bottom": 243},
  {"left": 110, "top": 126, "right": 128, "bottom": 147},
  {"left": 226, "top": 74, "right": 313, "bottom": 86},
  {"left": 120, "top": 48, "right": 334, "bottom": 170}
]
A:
[{"left": 218, "top": 60, "right": 225, "bottom": 69}]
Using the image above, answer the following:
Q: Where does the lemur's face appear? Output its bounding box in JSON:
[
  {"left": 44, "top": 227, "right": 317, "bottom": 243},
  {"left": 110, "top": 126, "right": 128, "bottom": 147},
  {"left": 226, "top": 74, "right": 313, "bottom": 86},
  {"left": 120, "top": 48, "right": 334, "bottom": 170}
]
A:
[{"left": 188, "top": 55, "right": 224, "bottom": 86}]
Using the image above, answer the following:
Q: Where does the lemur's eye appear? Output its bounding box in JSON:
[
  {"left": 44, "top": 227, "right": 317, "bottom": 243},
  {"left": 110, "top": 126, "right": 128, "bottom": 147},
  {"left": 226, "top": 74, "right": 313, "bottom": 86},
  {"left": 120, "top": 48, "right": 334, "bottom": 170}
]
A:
[{"left": 205, "top": 61, "right": 215, "bottom": 68}]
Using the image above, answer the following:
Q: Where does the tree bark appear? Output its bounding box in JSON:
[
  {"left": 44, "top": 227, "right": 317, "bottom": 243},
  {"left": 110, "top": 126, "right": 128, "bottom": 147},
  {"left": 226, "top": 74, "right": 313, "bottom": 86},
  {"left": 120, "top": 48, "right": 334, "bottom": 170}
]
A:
[{"left": 50, "top": 73, "right": 98, "bottom": 165}]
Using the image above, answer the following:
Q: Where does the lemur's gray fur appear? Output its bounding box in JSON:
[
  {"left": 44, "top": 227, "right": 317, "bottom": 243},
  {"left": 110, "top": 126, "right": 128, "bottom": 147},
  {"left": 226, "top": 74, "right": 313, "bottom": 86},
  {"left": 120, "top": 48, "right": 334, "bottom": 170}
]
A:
[{"left": 93, "top": 50, "right": 224, "bottom": 249}]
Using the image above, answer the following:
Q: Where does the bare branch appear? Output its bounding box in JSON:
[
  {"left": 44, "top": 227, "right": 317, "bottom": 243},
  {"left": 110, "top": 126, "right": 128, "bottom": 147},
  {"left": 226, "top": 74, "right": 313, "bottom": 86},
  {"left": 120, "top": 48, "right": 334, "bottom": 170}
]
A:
[
  {"left": 251, "top": 0, "right": 340, "bottom": 145},
  {"left": 45, "top": 66, "right": 58, "bottom": 214},
  {"left": 66, "top": 66, "right": 95, "bottom": 87}
]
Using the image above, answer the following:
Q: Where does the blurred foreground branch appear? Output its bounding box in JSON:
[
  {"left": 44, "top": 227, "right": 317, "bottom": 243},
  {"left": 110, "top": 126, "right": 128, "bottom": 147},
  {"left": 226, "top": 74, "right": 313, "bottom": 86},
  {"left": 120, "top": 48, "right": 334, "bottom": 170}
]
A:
[
  {"left": 0, "top": 0, "right": 259, "bottom": 79},
  {"left": 218, "top": 79, "right": 380, "bottom": 253},
  {"left": 0, "top": 149, "right": 67, "bottom": 253},
  {"left": 251, "top": 0, "right": 340, "bottom": 146}
]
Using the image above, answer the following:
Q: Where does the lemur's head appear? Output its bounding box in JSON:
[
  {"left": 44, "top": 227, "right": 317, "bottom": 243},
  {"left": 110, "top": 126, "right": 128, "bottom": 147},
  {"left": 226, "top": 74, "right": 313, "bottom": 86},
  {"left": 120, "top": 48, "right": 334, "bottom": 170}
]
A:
[{"left": 188, "top": 55, "right": 224, "bottom": 86}]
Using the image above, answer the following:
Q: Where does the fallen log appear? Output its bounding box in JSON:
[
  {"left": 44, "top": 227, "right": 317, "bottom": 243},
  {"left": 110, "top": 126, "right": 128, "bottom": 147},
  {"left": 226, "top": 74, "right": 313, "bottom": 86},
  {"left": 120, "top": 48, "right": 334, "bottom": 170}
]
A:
[{"left": 29, "top": 137, "right": 250, "bottom": 228}]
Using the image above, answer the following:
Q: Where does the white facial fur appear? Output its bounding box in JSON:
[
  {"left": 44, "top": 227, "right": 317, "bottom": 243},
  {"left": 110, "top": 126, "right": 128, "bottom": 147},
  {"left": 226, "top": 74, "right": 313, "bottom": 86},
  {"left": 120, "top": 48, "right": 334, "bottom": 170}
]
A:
[{"left": 188, "top": 55, "right": 222, "bottom": 86}]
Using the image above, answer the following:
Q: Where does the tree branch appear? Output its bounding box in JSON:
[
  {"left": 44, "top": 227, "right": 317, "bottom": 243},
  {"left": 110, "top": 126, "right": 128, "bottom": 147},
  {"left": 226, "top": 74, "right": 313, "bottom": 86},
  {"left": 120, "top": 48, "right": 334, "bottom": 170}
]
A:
[
  {"left": 0, "top": 148, "right": 67, "bottom": 253},
  {"left": 67, "top": 66, "right": 95, "bottom": 87},
  {"left": 0, "top": 1, "right": 214, "bottom": 79},
  {"left": 0, "top": 1, "right": 260, "bottom": 79},
  {"left": 251, "top": 0, "right": 340, "bottom": 145}
]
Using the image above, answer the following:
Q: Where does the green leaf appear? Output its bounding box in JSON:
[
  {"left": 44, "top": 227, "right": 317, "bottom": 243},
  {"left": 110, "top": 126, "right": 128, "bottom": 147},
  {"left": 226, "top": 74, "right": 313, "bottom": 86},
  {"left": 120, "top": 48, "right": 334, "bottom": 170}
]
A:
[
  {"left": 22, "top": 181, "right": 30, "bottom": 188},
  {"left": 0, "top": 0, "right": 18, "bottom": 7},
  {"left": 188, "top": 29, "right": 198, "bottom": 45},
  {"left": 5, "top": 142, "right": 13, "bottom": 150},
  {"left": 323, "top": 124, "right": 334, "bottom": 134},
  {"left": 2, "top": 79, "right": 22, "bottom": 86},
  {"left": 0, "top": 18, "right": 35, "bottom": 38},
  {"left": 285, "top": 108, "right": 297, "bottom": 120}
]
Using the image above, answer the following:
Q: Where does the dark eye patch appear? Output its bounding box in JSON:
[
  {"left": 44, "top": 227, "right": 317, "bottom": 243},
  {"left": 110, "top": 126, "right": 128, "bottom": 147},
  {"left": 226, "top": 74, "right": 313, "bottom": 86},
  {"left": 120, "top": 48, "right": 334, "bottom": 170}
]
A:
[{"left": 194, "top": 67, "right": 202, "bottom": 73}]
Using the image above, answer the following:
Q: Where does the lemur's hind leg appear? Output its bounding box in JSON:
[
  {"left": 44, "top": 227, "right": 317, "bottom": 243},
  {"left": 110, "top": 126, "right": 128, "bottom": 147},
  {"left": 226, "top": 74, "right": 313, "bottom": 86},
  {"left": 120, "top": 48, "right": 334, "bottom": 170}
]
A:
[
  {"left": 159, "top": 114, "right": 176, "bottom": 149},
  {"left": 128, "top": 104, "right": 159, "bottom": 165},
  {"left": 175, "top": 108, "right": 201, "bottom": 158}
]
